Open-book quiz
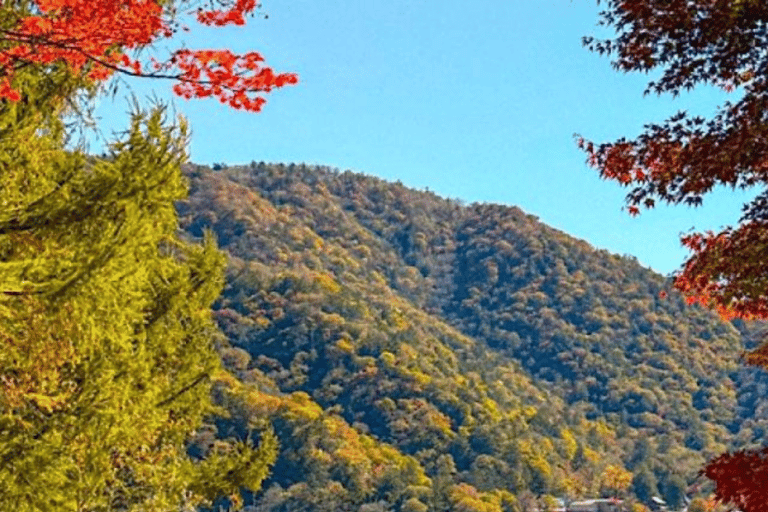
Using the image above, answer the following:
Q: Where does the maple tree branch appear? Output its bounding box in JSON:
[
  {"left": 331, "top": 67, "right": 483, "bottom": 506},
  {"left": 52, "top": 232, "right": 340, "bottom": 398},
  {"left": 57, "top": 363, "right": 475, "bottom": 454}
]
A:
[{"left": 1, "top": 27, "right": 261, "bottom": 92}]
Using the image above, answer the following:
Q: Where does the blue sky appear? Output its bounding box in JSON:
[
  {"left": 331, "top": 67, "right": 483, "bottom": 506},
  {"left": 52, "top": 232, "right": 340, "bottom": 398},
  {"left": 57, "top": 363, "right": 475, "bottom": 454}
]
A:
[{"left": 93, "top": 0, "right": 753, "bottom": 275}]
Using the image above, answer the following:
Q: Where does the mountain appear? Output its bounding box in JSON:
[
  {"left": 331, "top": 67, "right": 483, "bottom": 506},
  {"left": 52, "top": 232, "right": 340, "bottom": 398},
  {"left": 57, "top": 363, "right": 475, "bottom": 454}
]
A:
[{"left": 177, "top": 161, "right": 768, "bottom": 512}]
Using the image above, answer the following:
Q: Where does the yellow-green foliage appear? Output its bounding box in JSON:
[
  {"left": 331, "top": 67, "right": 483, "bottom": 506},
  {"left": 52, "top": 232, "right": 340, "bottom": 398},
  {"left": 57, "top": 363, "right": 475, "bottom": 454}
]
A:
[
  {"left": 559, "top": 428, "right": 579, "bottom": 461},
  {"left": 449, "top": 483, "right": 516, "bottom": 512},
  {"left": 0, "top": 66, "right": 273, "bottom": 509},
  {"left": 178, "top": 161, "right": 755, "bottom": 510},
  {"left": 516, "top": 439, "right": 553, "bottom": 480},
  {"left": 229, "top": 382, "right": 432, "bottom": 503},
  {"left": 335, "top": 337, "right": 355, "bottom": 353},
  {"left": 313, "top": 272, "right": 342, "bottom": 294}
]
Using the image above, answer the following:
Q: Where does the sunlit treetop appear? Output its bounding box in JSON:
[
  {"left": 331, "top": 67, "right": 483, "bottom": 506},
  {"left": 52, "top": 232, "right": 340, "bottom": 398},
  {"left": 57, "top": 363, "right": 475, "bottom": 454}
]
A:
[{"left": 0, "top": 0, "right": 298, "bottom": 111}]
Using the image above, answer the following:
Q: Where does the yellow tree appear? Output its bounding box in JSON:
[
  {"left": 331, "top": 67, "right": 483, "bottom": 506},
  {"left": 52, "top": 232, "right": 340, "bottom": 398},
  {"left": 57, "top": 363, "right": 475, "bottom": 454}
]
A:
[{"left": 599, "top": 464, "right": 632, "bottom": 498}]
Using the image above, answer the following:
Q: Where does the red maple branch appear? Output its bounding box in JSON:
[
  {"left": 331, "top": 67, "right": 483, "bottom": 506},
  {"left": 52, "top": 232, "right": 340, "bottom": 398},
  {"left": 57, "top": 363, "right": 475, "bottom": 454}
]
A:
[{"left": 0, "top": 0, "right": 297, "bottom": 110}]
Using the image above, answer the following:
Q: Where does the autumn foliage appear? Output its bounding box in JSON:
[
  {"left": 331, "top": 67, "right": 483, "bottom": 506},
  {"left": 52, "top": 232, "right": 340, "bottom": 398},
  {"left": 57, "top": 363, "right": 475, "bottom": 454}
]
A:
[
  {"left": 579, "top": 2, "right": 768, "bottom": 510},
  {"left": 0, "top": 0, "right": 297, "bottom": 110},
  {"left": 180, "top": 161, "right": 744, "bottom": 510}
]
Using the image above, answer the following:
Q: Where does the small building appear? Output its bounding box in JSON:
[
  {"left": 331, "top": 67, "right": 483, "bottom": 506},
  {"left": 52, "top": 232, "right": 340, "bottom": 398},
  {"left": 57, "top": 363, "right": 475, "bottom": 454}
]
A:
[
  {"left": 567, "top": 498, "right": 623, "bottom": 512},
  {"left": 648, "top": 496, "right": 667, "bottom": 512}
]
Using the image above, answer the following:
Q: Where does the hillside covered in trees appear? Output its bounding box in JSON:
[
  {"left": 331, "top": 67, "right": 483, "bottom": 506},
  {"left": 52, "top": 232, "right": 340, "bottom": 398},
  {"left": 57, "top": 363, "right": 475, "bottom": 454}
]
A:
[{"left": 178, "top": 162, "right": 768, "bottom": 512}]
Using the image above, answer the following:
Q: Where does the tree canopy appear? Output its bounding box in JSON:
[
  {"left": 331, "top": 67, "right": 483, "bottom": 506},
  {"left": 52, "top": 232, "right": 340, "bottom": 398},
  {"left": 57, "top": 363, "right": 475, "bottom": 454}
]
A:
[
  {"left": 579, "top": 2, "right": 768, "bottom": 510},
  {"left": 173, "top": 161, "right": 761, "bottom": 511},
  {"left": 0, "top": 0, "right": 292, "bottom": 509}
]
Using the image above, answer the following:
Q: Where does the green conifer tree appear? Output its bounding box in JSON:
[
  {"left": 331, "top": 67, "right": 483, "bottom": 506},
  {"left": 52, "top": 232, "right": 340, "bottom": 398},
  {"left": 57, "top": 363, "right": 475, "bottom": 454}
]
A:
[{"left": 0, "top": 58, "right": 275, "bottom": 512}]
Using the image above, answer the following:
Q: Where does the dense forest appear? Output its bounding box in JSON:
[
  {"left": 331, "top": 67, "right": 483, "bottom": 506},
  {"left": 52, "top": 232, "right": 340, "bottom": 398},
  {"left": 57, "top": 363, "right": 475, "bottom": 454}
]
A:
[{"left": 176, "top": 161, "right": 768, "bottom": 512}]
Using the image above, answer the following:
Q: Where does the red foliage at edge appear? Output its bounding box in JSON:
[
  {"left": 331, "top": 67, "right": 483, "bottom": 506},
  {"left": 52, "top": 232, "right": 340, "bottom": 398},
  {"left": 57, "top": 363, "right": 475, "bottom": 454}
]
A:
[
  {"left": 578, "top": 2, "right": 768, "bottom": 511},
  {"left": 0, "top": 0, "right": 297, "bottom": 110}
]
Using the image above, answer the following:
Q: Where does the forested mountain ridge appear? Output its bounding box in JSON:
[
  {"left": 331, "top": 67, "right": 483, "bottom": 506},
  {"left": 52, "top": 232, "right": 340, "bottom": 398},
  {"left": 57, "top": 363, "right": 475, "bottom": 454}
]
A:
[{"left": 177, "top": 162, "right": 766, "bottom": 511}]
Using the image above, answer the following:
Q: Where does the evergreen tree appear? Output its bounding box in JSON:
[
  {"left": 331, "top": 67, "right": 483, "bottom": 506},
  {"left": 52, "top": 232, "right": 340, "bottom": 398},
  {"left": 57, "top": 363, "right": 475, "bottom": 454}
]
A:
[
  {"left": 661, "top": 474, "right": 687, "bottom": 511},
  {"left": 631, "top": 467, "right": 658, "bottom": 504},
  {"left": 0, "top": 66, "right": 275, "bottom": 510}
]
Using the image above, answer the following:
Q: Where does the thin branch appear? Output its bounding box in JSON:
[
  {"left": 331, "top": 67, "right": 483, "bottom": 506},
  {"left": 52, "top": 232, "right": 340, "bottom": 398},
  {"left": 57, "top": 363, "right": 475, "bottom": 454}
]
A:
[
  {"left": 155, "top": 370, "right": 211, "bottom": 407},
  {"left": 0, "top": 27, "right": 260, "bottom": 92}
]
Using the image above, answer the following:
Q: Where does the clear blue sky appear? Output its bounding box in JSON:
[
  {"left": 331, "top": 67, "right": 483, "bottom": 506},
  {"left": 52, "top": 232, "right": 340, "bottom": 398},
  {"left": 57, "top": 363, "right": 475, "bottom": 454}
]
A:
[{"left": 92, "top": 0, "right": 753, "bottom": 275}]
